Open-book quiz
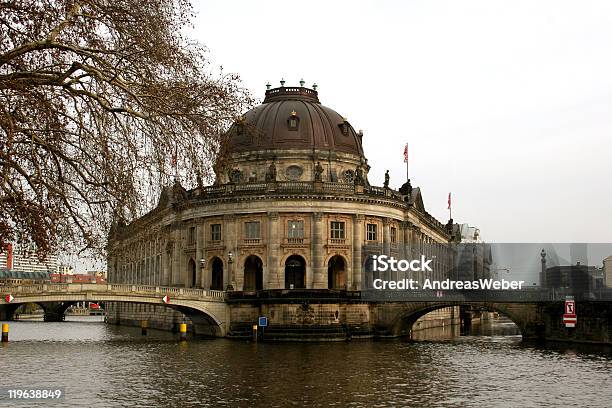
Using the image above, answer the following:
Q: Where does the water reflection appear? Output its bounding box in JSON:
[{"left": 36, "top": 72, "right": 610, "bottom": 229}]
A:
[{"left": 0, "top": 317, "right": 610, "bottom": 407}]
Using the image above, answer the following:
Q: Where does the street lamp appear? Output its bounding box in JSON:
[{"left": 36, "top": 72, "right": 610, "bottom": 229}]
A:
[
  {"left": 199, "top": 258, "right": 206, "bottom": 288},
  {"left": 226, "top": 251, "right": 235, "bottom": 291}
]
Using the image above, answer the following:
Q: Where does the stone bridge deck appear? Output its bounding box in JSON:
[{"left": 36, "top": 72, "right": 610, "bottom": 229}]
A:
[{"left": 0, "top": 284, "right": 229, "bottom": 336}]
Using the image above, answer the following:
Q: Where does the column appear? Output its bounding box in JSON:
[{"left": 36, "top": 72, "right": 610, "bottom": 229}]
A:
[
  {"left": 411, "top": 226, "right": 422, "bottom": 284},
  {"left": 311, "top": 212, "right": 326, "bottom": 288},
  {"left": 382, "top": 218, "right": 392, "bottom": 281},
  {"left": 383, "top": 218, "right": 391, "bottom": 256},
  {"left": 107, "top": 253, "right": 116, "bottom": 283},
  {"left": 196, "top": 222, "right": 205, "bottom": 288},
  {"left": 172, "top": 230, "right": 180, "bottom": 286},
  {"left": 401, "top": 221, "right": 412, "bottom": 261},
  {"left": 267, "top": 212, "right": 281, "bottom": 289},
  {"left": 161, "top": 237, "right": 168, "bottom": 286},
  {"left": 352, "top": 214, "right": 364, "bottom": 290},
  {"left": 224, "top": 214, "right": 237, "bottom": 290}
]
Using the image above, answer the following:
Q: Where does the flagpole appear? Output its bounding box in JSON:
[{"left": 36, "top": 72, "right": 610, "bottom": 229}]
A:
[
  {"left": 406, "top": 148, "right": 409, "bottom": 182},
  {"left": 403, "top": 143, "right": 409, "bottom": 182}
]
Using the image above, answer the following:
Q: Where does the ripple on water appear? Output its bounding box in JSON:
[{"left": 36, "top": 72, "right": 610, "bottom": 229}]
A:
[{"left": 0, "top": 319, "right": 611, "bottom": 407}]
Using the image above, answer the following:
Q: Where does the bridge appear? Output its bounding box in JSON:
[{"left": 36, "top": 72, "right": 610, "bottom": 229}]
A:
[
  {"left": 0, "top": 284, "right": 228, "bottom": 337},
  {"left": 1, "top": 284, "right": 610, "bottom": 343}
]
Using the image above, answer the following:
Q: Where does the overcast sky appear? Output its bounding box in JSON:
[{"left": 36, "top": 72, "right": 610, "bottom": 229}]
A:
[{"left": 189, "top": 0, "right": 611, "bottom": 243}]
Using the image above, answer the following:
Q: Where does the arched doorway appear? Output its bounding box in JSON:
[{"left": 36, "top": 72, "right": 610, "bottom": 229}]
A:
[
  {"left": 285, "top": 255, "right": 306, "bottom": 289},
  {"left": 328, "top": 255, "right": 346, "bottom": 289},
  {"left": 210, "top": 257, "right": 224, "bottom": 290},
  {"left": 363, "top": 256, "right": 375, "bottom": 289},
  {"left": 243, "top": 255, "right": 263, "bottom": 291},
  {"left": 187, "top": 259, "right": 197, "bottom": 288}
]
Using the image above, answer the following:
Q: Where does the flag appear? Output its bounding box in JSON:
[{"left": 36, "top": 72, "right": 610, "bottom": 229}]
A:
[
  {"left": 447, "top": 192, "right": 451, "bottom": 210},
  {"left": 403, "top": 143, "right": 408, "bottom": 163}
]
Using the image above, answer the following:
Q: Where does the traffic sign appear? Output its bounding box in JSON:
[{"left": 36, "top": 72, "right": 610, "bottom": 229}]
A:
[
  {"left": 563, "top": 313, "right": 577, "bottom": 328},
  {"left": 4, "top": 294, "right": 14, "bottom": 303},
  {"left": 258, "top": 316, "right": 268, "bottom": 327},
  {"left": 564, "top": 299, "right": 575, "bottom": 315},
  {"left": 162, "top": 295, "right": 170, "bottom": 304}
]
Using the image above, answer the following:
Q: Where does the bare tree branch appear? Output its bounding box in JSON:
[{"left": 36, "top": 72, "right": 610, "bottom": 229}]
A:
[{"left": 0, "top": 0, "right": 252, "bottom": 258}]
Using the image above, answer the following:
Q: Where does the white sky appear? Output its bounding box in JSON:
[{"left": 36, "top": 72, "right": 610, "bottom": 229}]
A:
[{"left": 188, "top": 0, "right": 612, "bottom": 243}]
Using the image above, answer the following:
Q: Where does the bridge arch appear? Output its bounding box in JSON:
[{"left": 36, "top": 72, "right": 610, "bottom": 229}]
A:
[
  {"left": 3, "top": 295, "right": 227, "bottom": 337},
  {"left": 389, "top": 302, "right": 528, "bottom": 339},
  {"left": 9, "top": 301, "right": 75, "bottom": 322}
]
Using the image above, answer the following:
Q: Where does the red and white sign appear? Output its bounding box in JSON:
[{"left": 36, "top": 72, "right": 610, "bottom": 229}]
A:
[
  {"left": 564, "top": 298, "right": 576, "bottom": 327},
  {"left": 563, "top": 314, "right": 577, "bottom": 327},
  {"left": 565, "top": 299, "right": 575, "bottom": 315},
  {"left": 4, "top": 294, "right": 14, "bottom": 303},
  {"left": 162, "top": 295, "right": 170, "bottom": 304}
]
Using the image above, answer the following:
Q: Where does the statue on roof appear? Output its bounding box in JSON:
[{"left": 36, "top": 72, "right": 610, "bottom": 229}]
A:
[
  {"left": 354, "top": 166, "right": 365, "bottom": 186},
  {"left": 266, "top": 161, "right": 277, "bottom": 182},
  {"left": 399, "top": 179, "right": 413, "bottom": 197},
  {"left": 171, "top": 178, "right": 188, "bottom": 203},
  {"left": 314, "top": 161, "right": 324, "bottom": 182},
  {"left": 384, "top": 170, "right": 390, "bottom": 189}
]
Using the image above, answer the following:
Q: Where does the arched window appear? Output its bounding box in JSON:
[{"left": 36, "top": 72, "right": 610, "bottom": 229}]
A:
[
  {"left": 339, "top": 118, "right": 349, "bottom": 135},
  {"left": 285, "top": 255, "right": 306, "bottom": 289},
  {"left": 210, "top": 257, "right": 224, "bottom": 290},
  {"left": 187, "top": 258, "right": 197, "bottom": 288},
  {"left": 243, "top": 255, "right": 263, "bottom": 291},
  {"left": 328, "top": 255, "right": 347, "bottom": 290}
]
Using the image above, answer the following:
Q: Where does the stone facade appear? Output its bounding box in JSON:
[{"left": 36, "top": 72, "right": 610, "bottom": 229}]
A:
[{"left": 107, "top": 187, "right": 452, "bottom": 292}]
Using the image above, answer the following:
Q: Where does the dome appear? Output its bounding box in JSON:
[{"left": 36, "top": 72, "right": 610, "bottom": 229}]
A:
[{"left": 226, "top": 86, "right": 365, "bottom": 157}]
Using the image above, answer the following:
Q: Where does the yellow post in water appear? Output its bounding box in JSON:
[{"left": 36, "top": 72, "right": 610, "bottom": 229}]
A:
[
  {"left": 179, "top": 323, "right": 187, "bottom": 341},
  {"left": 141, "top": 320, "right": 148, "bottom": 336},
  {"left": 1, "top": 323, "right": 8, "bottom": 342}
]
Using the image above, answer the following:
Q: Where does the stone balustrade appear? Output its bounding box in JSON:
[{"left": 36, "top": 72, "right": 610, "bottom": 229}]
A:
[{"left": 1, "top": 283, "right": 226, "bottom": 301}]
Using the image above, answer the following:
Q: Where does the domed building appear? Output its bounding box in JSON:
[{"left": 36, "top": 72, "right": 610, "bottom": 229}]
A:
[{"left": 106, "top": 83, "right": 457, "bottom": 339}]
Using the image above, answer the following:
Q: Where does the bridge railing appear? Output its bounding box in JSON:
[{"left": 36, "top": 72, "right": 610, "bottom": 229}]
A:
[
  {"left": 360, "top": 288, "right": 612, "bottom": 302},
  {"left": 1, "top": 283, "right": 226, "bottom": 302},
  {"left": 109, "top": 284, "right": 133, "bottom": 293}
]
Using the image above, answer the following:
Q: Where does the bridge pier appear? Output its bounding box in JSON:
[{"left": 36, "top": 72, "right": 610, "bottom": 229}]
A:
[
  {"left": 41, "top": 302, "right": 71, "bottom": 322},
  {"left": 0, "top": 304, "right": 19, "bottom": 321}
]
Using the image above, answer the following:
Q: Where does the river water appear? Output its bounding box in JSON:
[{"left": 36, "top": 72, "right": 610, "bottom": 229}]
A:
[{"left": 1, "top": 317, "right": 610, "bottom": 407}]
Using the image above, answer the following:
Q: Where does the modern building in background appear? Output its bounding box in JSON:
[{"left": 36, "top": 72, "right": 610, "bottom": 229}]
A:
[
  {"left": 541, "top": 246, "right": 606, "bottom": 296},
  {"left": 451, "top": 223, "right": 492, "bottom": 281},
  {"left": 0, "top": 243, "right": 55, "bottom": 284},
  {"left": 0, "top": 243, "right": 58, "bottom": 273},
  {"left": 605, "top": 256, "right": 612, "bottom": 287},
  {"left": 0, "top": 244, "right": 106, "bottom": 285}
]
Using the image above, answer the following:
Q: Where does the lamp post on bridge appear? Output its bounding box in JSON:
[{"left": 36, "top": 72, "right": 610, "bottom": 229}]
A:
[
  {"left": 226, "top": 251, "right": 235, "bottom": 291},
  {"left": 199, "top": 258, "right": 206, "bottom": 289}
]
